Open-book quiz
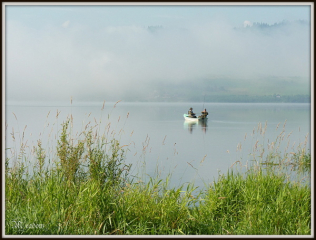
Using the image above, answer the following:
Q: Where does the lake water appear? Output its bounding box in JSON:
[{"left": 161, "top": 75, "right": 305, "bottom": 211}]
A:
[{"left": 5, "top": 102, "right": 311, "bottom": 189}]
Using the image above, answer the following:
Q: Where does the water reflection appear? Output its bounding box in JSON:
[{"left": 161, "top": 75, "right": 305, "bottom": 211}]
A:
[{"left": 184, "top": 120, "right": 208, "bottom": 134}]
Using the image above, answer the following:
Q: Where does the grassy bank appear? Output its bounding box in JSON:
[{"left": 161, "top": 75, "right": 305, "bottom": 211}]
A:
[{"left": 5, "top": 111, "right": 311, "bottom": 235}]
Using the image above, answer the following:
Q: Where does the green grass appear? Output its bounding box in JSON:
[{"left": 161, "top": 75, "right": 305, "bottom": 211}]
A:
[{"left": 5, "top": 108, "right": 311, "bottom": 235}]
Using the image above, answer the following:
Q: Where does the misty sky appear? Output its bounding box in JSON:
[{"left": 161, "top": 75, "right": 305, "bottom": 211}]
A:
[{"left": 5, "top": 3, "right": 311, "bottom": 102}]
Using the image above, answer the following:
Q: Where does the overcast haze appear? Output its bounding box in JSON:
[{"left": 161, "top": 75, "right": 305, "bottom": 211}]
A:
[{"left": 5, "top": 4, "right": 311, "bottom": 102}]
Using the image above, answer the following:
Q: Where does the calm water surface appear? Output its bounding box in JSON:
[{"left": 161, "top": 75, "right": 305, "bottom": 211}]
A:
[{"left": 5, "top": 102, "right": 311, "bottom": 188}]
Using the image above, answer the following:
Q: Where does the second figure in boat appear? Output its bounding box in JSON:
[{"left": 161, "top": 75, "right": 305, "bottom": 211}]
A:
[{"left": 200, "top": 108, "right": 208, "bottom": 119}]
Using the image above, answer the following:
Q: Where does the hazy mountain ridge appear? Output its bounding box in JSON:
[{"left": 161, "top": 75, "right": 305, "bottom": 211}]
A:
[
  {"left": 129, "top": 20, "right": 310, "bottom": 103},
  {"left": 97, "top": 76, "right": 310, "bottom": 103}
]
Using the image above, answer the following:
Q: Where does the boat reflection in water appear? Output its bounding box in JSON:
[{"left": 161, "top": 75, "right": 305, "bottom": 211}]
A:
[{"left": 184, "top": 119, "right": 208, "bottom": 134}]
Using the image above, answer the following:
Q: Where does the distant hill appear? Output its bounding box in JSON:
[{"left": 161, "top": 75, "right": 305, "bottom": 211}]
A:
[{"left": 120, "top": 76, "right": 311, "bottom": 103}]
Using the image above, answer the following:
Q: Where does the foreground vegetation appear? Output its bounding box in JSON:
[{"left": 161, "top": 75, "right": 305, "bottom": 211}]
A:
[{"left": 5, "top": 110, "right": 311, "bottom": 235}]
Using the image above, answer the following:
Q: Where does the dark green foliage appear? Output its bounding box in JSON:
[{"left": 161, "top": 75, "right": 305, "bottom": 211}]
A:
[
  {"left": 57, "top": 120, "right": 84, "bottom": 183},
  {"left": 85, "top": 129, "right": 131, "bottom": 187}
]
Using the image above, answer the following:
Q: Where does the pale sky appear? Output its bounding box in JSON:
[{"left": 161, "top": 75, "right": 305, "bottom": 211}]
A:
[
  {"left": 4, "top": 3, "right": 312, "bottom": 101},
  {"left": 5, "top": 4, "right": 311, "bottom": 28}
]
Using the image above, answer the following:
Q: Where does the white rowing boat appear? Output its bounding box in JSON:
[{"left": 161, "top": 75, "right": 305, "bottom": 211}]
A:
[
  {"left": 184, "top": 108, "right": 208, "bottom": 122},
  {"left": 183, "top": 114, "right": 208, "bottom": 121},
  {"left": 183, "top": 114, "right": 199, "bottom": 122}
]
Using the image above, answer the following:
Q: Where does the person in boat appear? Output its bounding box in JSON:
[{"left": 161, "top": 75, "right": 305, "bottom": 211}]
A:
[
  {"left": 188, "top": 107, "right": 196, "bottom": 117},
  {"left": 200, "top": 108, "right": 208, "bottom": 119}
]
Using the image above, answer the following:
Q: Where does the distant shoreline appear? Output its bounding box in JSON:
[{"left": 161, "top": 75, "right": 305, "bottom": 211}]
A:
[{"left": 144, "top": 94, "right": 311, "bottom": 103}]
